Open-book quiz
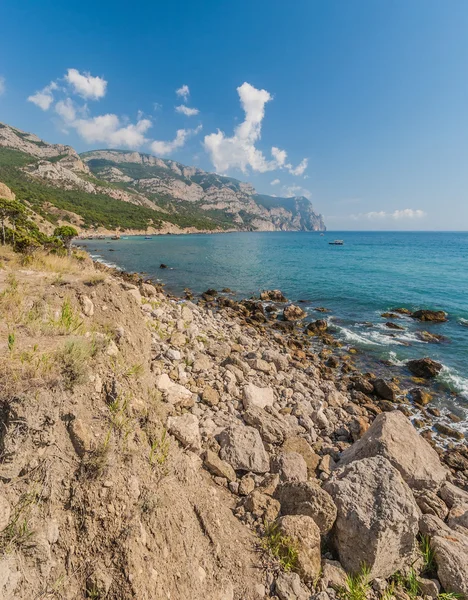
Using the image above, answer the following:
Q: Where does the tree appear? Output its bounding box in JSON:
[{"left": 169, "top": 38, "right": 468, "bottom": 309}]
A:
[
  {"left": 53, "top": 225, "right": 78, "bottom": 256},
  {"left": 0, "top": 198, "right": 26, "bottom": 245}
]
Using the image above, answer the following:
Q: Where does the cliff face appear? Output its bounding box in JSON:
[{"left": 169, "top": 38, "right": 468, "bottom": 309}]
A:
[{"left": 0, "top": 122, "right": 326, "bottom": 233}]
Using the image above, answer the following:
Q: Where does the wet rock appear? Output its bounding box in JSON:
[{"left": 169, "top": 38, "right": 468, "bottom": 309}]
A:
[
  {"left": 271, "top": 452, "right": 308, "bottom": 483},
  {"left": 407, "top": 357, "right": 443, "bottom": 378},
  {"left": 167, "top": 413, "right": 201, "bottom": 452},
  {"left": 260, "top": 289, "right": 287, "bottom": 302},
  {"left": 277, "top": 515, "right": 321, "bottom": 581},
  {"left": 351, "top": 376, "right": 374, "bottom": 394},
  {"left": 411, "top": 309, "right": 447, "bottom": 322},
  {"left": 411, "top": 387, "right": 432, "bottom": 406},
  {"left": 159, "top": 263, "right": 168, "bottom": 269},
  {"left": 416, "top": 331, "right": 447, "bottom": 343},
  {"left": 391, "top": 307, "right": 412, "bottom": 315},
  {"left": 243, "top": 383, "right": 274, "bottom": 409},
  {"left": 275, "top": 572, "right": 310, "bottom": 600},
  {"left": 305, "top": 319, "right": 328, "bottom": 336},
  {"left": 337, "top": 410, "right": 448, "bottom": 492},
  {"left": 275, "top": 481, "right": 337, "bottom": 535},
  {"left": 434, "top": 422, "right": 464, "bottom": 440},
  {"left": 202, "top": 288, "right": 218, "bottom": 301},
  {"left": 324, "top": 456, "right": 420, "bottom": 579},
  {"left": 283, "top": 305, "right": 307, "bottom": 321},
  {"left": 218, "top": 426, "right": 270, "bottom": 473},
  {"left": 203, "top": 450, "right": 236, "bottom": 482},
  {"left": 386, "top": 322, "right": 405, "bottom": 330}
]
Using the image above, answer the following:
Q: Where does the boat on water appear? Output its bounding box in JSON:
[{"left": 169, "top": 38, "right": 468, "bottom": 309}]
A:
[{"left": 329, "top": 240, "right": 344, "bottom": 245}]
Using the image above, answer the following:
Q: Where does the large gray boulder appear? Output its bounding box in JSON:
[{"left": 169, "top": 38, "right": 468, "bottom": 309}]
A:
[
  {"left": 324, "top": 456, "right": 421, "bottom": 579},
  {"left": 218, "top": 425, "right": 270, "bottom": 473},
  {"left": 337, "top": 411, "right": 448, "bottom": 491},
  {"left": 275, "top": 481, "right": 337, "bottom": 535},
  {"left": 243, "top": 405, "right": 291, "bottom": 444}
]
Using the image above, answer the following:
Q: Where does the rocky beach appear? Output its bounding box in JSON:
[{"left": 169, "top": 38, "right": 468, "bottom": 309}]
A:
[{"left": 1, "top": 245, "right": 467, "bottom": 599}]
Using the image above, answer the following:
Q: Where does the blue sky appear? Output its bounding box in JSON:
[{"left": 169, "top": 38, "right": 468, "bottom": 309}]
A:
[{"left": 1, "top": 0, "right": 468, "bottom": 230}]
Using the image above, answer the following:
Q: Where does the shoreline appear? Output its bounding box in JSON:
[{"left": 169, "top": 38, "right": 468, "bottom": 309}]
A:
[{"left": 88, "top": 247, "right": 467, "bottom": 448}]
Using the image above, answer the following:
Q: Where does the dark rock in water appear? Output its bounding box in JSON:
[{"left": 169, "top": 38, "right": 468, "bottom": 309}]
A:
[
  {"left": 314, "top": 307, "right": 331, "bottom": 313},
  {"left": 202, "top": 288, "right": 218, "bottom": 301},
  {"left": 265, "top": 304, "right": 278, "bottom": 313},
  {"left": 184, "top": 288, "right": 193, "bottom": 299},
  {"left": 391, "top": 307, "right": 412, "bottom": 315},
  {"left": 407, "top": 357, "right": 443, "bottom": 378},
  {"left": 373, "top": 378, "right": 400, "bottom": 402},
  {"left": 305, "top": 319, "right": 328, "bottom": 336},
  {"left": 283, "top": 304, "right": 307, "bottom": 322},
  {"left": 410, "top": 388, "right": 432, "bottom": 406},
  {"left": 160, "top": 263, "right": 168, "bottom": 269},
  {"left": 326, "top": 355, "right": 340, "bottom": 368},
  {"left": 385, "top": 322, "right": 405, "bottom": 330},
  {"left": 381, "top": 312, "right": 402, "bottom": 319},
  {"left": 434, "top": 423, "right": 464, "bottom": 440},
  {"left": 416, "top": 331, "right": 448, "bottom": 343},
  {"left": 260, "top": 289, "right": 288, "bottom": 302},
  {"left": 411, "top": 309, "right": 447, "bottom": 322},
  {"left": 351, "top": 376, "right": 374, "bottom": 394}
]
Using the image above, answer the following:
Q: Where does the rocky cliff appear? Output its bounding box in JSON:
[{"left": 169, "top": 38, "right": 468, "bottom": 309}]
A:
[{"left": 0, "top": 122, "right": 326, "bottom": 234}]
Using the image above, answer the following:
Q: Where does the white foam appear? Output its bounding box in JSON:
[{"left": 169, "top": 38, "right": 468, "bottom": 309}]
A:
[
  {"left": 459, "top": 318, "right": 468, "bottom": 327},
  {"left": 437, "top": 366, "right": 468, "bottom": 400},
  {"left": 89, "top": 254, "right": 122, "bottom": 270}
]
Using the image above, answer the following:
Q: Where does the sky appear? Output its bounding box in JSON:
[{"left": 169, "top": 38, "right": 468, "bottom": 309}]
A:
[{"left": 1, "top": 0, "right": 468, "bottom": 230}]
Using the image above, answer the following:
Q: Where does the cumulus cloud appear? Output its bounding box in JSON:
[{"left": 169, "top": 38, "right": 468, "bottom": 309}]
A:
[
  {"left": 150, "top": 125, "right": 202, "bottom": 156},
  {"left": 204, "top": 82, "right": 308, "bottom": 176},
  {"left": 65, "top": 68, "right": 107, "bottom": 100},
  {"left": 176, "top": 84, "right": 190, "bottom": 101},
  {"left": 28, "top": 81, "right": 58, "bottom": 110},
  {"left": 357, "top": 209, "right": 427, "bottom": 220},
  {"left": 73, "top": 114, "right": 152, "bottom": 147},
  {"left": 0, "top": 77, "right": 5, "bottom": 96},
  {"left": 55, "top": 97, "right": 77, "bottom": 122},
  {"left": 288, "top": 158, "right": 308, "bottom": 176},
  {"left": 175, "top": 104, "right": 199, "bottom": 116},
  {"left": 282, "top": 185, "right": 312, "bottom": 200},
  {"left": 271, "top": 179, "right": 280, "bottom": 186}
]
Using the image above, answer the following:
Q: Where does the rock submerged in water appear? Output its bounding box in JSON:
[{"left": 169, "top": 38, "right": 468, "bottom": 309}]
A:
[
  {"left": 411, "top": 309, "right": 447, "bottom": 322},
  {"left": 305, "top": 319, "right": 328, "bottom": 336},
  {"left": 407, "top": 357, "right": 443, "bottom": 378}
]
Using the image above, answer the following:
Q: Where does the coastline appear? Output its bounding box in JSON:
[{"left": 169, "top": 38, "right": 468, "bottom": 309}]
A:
[{"left": 90, "top": 248, "right": 467, "bottom": 450}]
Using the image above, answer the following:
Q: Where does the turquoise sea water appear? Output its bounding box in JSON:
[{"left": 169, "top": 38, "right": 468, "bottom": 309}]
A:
[{"left": 78, "top": 231, "right": 468, "bottom": 431}]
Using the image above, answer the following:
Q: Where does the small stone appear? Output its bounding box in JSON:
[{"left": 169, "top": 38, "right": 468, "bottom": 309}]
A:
[
  {"left": 203, "top": 450, "right": 236, "bottom": 482},
  {"left": 275, "top": 572, "right": 310, "bottom": 600},
  {"left": 167, "top": 413, "right": 201, "bottom": 452},
  {"left": 271, "top": 452, "right": 308, "bottom": 483},
  {"left": 239, "top": 475, "right": 256, "bottom": 496},
  {"left": 277, "top": 515, "right": 321, "bottom": 582},
  {"left": 80, "top": 295, "right": 94, "bottom": 317},
  {"left": 166, "top": 348, "right": 181, "bottom": 361},
  {"left": 243, "top": 383, "right": 274, "bottom": 409},
  {"left": 244, "top": 490, "right": 280, "bottom": 522},
  {"left": 202, "top": 385, "right": 220, "bottom": 407}
]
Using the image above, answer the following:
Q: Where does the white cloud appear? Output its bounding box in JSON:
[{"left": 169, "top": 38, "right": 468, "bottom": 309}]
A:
[
  {"left": 65, "top": 68, "right": 107, "bottom": 100},
  {"left": 0, "top": 77, "right": 5, "bottom": 96},
  {"left": 176, "top": 84, "right": 190, "bottom": 101},
  {"left": 150, "top": 125, "right": 202, "bottom": 156},
  {"left": 358, "top": 209, "right": 427, "bottom": 220},
  {"left": 288, "top": 158, "right": 308, "bottom": 176},
  {"left": 73, "top": 114, "right": 152, "bottom": 147},
  {"left": 55, "top": 97, "right": 76, "bottom": 122},
  {"left": 27, "top": 81, "right": 58, "bottom": 110},
  {"left": 204, "top": 82, "right": 308, "bottom": 176},
  {"left": 271, "top": 179, "right": 280, "bottom": 186},
  {"left": 282, "top": 185, "right": 312, "bottom": 200},
  {"left": 175, "top": 104, "right": 199, "bottom": 116}
]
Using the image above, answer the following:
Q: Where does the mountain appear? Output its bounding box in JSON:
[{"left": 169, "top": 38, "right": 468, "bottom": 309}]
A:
[{"left": 0, "top": 122, "right": 326, "bottom": 234}]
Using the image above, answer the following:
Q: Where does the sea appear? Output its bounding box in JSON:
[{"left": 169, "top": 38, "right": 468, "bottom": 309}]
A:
[{"left": 77, "top": 231, "right": 468, "bottom": 437}]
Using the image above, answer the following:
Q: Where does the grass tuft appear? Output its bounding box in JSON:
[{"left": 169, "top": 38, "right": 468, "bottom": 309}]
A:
[
  {"left": 262, "top": 521, "right": 299, "bottom": 572},
  {"left": 56, "top": 339, "right": 91, "bottom": 389},
  {"left": 340, "top": 564, "right": 371, "bottom": 600}
]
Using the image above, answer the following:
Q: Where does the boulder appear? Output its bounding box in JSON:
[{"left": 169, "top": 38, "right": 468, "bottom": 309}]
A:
[
  {"left": 337, "top": 411, "right": 448, "bottom": 491},
  {"left": 218, "top": 426, "right": 270, "bottom": 473},
  {"left": 373, "top": 378, "right": 399, "bottom": 401},
  {"left": 80, "top": 295, "right": 94, "bottom": 317},
  {"left": 305, "top": 319, "right": 328, "bottom": 336},
  {"left": 167, "top": 413, "right": 201, "bottom": 452},
  {"left": 448, "top": 503, "right": 468, "bottom": 531},
  {"left": 275, "top": 481, "right": 337, "bottom": 535},
  {"left": 407, "top": 357, "right": 443, "bottom": 378},
  {"left": 431, "top": 527, "right": 468, "bottom": 598},
  {"left": 271, "top": 452, "right": 308, "bottom": 483},
  {"left": 260, "top": 289, "right": 287, "bottom": 302},
  {"left": 275, "top": 572, "right": 310, "bottom": 600},
  {"left": 439, "top": 482, "right": 468, "bottom": 508},
  {"left": 319, "top": 559, "right": 347, "bottom": 592},
  {"left": 411, "top": 309, "right": 447, "bottom": 322},
  {"left": 414, "top": 491, "right": 449, "bottom": 520},
  {"left": 243, "top": 406, "right": 291, "bottom": 445},
  {"left": 282, "top": 436, "right": 320, "bottom": 477},
  {"left": 283, "top": 305, "right": 307, "bottom": 321},
  {"left": 411, "top": 388, "right": 432, "bottom": 406},
  {"left": 243, "top": 383, "right": 274, "bottom": 409},
  {"left": 324, "top": 456, "right": 421, "bottom": 579},
  {"left": 203, "top": 450, "right": 236, "bottom": 482},
  {"left": 277, "top": 515, "right": 321, "bottom": 581}
]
